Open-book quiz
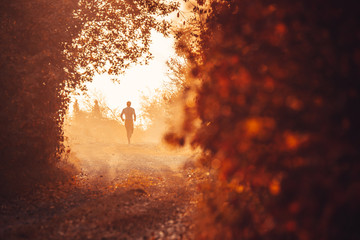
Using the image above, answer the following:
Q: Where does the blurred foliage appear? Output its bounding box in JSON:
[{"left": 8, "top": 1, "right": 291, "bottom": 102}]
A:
[
  {"left": 0, "top": 0, "right": 177, "bottom": 197},
  {"left": 171, "top": 0, "right": 360, "bottom": 239}
]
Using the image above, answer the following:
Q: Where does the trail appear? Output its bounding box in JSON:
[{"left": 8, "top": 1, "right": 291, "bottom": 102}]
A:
[{"left": 0, "top": 142, "right": 202, "bottom": 240}]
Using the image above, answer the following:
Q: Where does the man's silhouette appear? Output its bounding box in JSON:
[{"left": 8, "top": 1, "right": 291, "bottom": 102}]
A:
[{"left": 120, "top": 101, "right": 136, "bottom": 144}]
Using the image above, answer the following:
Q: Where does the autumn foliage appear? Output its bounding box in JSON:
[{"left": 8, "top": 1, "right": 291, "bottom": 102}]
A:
[
  {"left": 0, "top": 0, "right": 80, "bottom": 196},
  {"left": 0, "top": 0, "right": 177, "bottom": 197},
  {"left": 172, "top": 0, "right": 360, "bottom": 239}
]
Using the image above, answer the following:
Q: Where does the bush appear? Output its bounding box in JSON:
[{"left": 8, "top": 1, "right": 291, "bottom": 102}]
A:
[{"left": 174, "top": 0, "right": 360, "bottom": 239}]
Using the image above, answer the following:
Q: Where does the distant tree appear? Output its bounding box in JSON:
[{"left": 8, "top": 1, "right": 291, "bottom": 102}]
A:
[
  {"left": 164, "top": 57, "right": 188, "bottom": 97},
  {"left": 73, "top": 99, "right": 80, "bottom": 116},
  {"left": 91, "top": 100, "right": 102, "bottom": 119},
  {"left": 141, "top": 94, "right": 167, "bottom": 128},
  {"left": 171, "top": 0, "right": 360, "bottom": 239},
  {"left": 0, "top": 0, "right": 177, "bottom": 197},
  {"left": 140, "top": 56, "right": 189, "bottom": 141}
]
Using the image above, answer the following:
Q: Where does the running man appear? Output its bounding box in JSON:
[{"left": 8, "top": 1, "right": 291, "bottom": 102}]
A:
[{"left": 120, "top": 101, "right": 136, "bottom": 144}]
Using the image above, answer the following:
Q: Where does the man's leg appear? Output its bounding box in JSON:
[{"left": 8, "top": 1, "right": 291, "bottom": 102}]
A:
[
  {"left": 127, "top": 128, "right": 131, "bottom": 144},
  {"left": 125, "top": 120, "right": 133, "bottom": 144}
]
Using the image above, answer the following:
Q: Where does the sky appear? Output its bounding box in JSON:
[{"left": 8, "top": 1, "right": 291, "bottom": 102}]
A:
[{"left": 71, "top": 30, "right": 176, "bottom": 126}]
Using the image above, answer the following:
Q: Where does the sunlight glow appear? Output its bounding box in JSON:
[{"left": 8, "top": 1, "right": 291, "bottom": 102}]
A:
[{"left": 72, "top": 31, "right": 176, "bottom": 126}]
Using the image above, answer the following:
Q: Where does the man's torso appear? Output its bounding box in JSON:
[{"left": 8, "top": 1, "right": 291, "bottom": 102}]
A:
[{"left": 122, "top": 107, "right": 135, "bottom": 120}]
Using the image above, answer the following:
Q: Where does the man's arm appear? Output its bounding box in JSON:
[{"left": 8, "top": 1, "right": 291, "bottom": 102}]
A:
[
  {"left": 133, "top": 109, "right": 136, "bottom": 121},
  {"left": 120, "top": 109, "right": 124, "bottom": 121}
]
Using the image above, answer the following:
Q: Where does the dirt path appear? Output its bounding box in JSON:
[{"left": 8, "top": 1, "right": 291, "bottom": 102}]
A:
[{"left": 0, "top": 143, "right": 202, "bottom": 239}]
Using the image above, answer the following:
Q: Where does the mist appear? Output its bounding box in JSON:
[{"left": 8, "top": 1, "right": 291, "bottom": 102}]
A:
[{"left": 63, "top": 97, "right": 192, "bottom": 185}]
